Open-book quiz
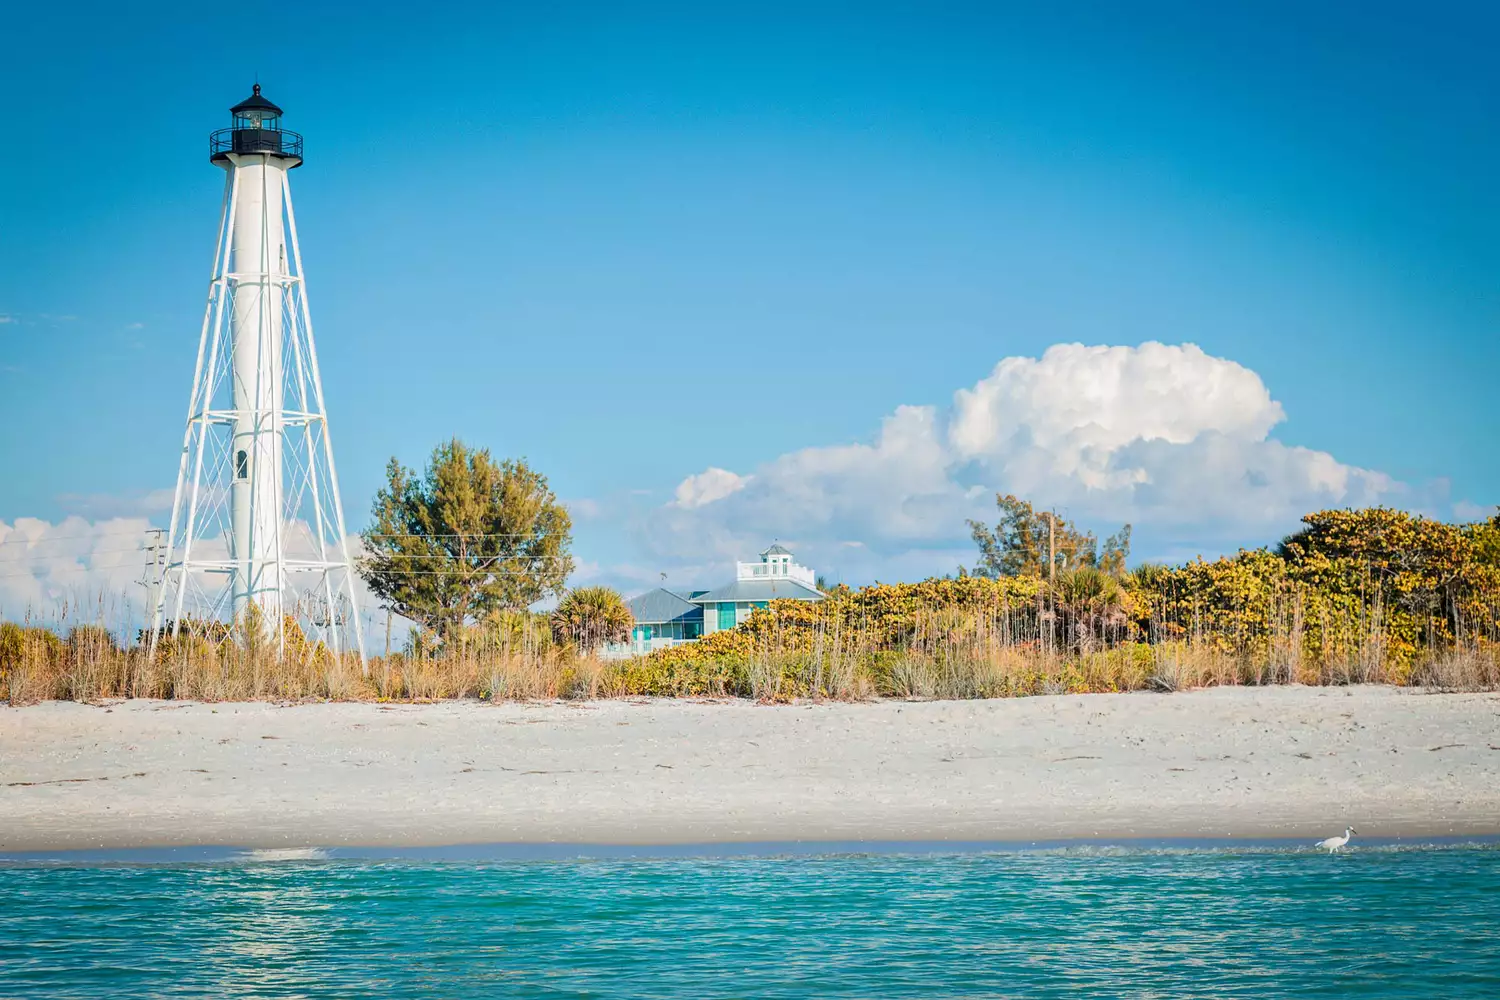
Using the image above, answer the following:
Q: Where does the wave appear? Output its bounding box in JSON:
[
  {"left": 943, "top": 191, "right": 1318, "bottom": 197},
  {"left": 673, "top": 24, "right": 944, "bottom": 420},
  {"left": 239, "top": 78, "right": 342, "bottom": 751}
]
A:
[{"left": 235, "top": 847, "right": 331, "bottom": 862}]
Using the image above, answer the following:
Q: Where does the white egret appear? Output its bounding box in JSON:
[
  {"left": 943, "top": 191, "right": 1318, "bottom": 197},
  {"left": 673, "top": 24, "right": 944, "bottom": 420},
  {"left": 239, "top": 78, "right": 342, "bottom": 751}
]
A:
[{"left": 1315, "top": 827, "right": 1357, "bottom": 853}]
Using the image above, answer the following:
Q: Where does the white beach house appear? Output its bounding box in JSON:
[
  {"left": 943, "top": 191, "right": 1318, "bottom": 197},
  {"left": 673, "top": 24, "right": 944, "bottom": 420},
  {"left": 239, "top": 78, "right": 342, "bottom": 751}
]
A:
[
  {"left": 692, "top": 543, "right": 824, "bottom": 634},
  {"left": 606, "top": 544, "right": 825, "bottom": 657}
]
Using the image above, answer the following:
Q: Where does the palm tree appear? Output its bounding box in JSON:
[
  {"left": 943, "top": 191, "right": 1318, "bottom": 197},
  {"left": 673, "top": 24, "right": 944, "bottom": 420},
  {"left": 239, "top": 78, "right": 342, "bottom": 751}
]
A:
[
  {"left": 550, "top": 587, "right": 633, "bottom": 653},
  {"left": 1052, "top": 565, "right": 1128, "bottom": 651}
]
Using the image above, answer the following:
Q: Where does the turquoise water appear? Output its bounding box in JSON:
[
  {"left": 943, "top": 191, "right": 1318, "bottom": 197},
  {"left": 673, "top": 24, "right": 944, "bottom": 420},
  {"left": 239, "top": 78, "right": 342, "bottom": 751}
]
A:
[{"left": 3, "top": 845, "right": 1498, "bottom": 997}]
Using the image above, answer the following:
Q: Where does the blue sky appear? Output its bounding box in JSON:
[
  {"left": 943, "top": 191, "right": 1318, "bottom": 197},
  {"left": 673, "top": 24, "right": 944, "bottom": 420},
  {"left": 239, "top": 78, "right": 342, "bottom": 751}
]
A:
[{"left": 1, "top": 1, "right": 1497, "bottom": 601}]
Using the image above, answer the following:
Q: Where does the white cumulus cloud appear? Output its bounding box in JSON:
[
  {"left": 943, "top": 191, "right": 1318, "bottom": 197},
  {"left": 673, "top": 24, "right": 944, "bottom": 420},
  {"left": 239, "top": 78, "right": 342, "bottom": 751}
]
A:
[
  {"left": 644, "top": 342, "right": 1401, "bottom": 575},
  {"left": 945, "top": 342, "right": 1392, "bottom": 525},
  {"left": 951, "top": 342, "right": 1283, "bottom": 472},
  {"left": 672, "top": 467, "right": 750, "bottom": 508}
]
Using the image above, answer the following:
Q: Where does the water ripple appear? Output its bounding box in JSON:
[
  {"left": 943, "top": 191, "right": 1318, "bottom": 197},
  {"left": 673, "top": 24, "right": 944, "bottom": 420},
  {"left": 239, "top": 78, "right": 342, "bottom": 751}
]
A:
[{"left": 1, "top": 848, "right": 1497, "bottom": 998}]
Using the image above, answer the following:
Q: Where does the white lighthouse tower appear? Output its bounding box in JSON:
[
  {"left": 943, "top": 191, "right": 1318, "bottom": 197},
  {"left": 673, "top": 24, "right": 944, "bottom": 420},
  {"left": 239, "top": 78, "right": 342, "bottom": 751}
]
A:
[{"left": 151, "top": 85, "right": 364, "bottom": 661}]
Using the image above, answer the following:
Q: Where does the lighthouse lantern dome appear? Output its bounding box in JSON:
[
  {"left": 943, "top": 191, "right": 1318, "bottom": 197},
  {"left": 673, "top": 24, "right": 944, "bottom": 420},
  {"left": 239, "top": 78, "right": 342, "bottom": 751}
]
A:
[
  {"left": 230, "top": 84, "right": 284, "bottom": 128},
  {"left": 210, "top": 83, "right": 303, "bottom": 167}
]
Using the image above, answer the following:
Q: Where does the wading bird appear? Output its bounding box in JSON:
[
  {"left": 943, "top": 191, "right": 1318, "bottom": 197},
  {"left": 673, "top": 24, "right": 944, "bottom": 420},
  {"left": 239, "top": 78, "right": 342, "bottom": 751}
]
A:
[{"left": 1316, "top": 827, "right": 1357, "bottom": 853}]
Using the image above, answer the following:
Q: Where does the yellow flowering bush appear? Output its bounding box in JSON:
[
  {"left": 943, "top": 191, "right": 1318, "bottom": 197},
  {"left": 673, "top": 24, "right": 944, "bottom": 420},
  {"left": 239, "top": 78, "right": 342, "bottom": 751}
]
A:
[{"left": 630, "top": 508, "right": 1500, "bottom": 698}]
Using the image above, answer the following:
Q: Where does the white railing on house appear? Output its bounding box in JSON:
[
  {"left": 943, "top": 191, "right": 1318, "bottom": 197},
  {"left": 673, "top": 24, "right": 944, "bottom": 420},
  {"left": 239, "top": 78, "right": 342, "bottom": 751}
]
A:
[
  {"left": 601, "top": 635, "right": 694, "bottom": 661},
  {"left": 735, "top": 560, "right": 817, "bottom": 588}
]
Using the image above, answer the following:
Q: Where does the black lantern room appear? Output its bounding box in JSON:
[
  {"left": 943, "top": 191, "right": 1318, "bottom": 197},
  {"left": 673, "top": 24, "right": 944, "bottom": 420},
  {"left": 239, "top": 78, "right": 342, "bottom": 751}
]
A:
[{"left": 209, "top": 84, "right": 304, "bottom": 167}]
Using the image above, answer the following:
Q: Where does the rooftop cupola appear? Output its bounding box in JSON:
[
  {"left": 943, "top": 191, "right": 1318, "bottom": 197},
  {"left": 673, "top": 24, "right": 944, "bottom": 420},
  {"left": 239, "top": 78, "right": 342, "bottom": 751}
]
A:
[
  {"left": 735, "top": 542, "right": 814, "bottom": 586},
  {"left": 760, "top": 543, "right": 793, "bottom": 575},
  {"left": 211, "top": 83, "right": 303, "bottom": 167}
]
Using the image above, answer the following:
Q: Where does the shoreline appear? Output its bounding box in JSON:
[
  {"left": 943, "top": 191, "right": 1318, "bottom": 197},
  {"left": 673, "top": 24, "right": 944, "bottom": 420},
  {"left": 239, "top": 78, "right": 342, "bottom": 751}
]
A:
[
  {"left": 6, "top": 834, "right": 1500, "bottom": 866},
  {"left": 4, "top": 686, "right": 1499, "bottom": 852}
]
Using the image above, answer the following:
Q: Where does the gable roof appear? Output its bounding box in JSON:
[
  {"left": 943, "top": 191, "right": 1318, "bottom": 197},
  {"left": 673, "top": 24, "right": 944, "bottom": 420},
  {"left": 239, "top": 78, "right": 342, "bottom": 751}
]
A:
[
  {"left": 626, "top": 588, "right": 703, "bottom": 625},
  {"left": 689, "top": 578, "right": 824, "bottom": 604}
]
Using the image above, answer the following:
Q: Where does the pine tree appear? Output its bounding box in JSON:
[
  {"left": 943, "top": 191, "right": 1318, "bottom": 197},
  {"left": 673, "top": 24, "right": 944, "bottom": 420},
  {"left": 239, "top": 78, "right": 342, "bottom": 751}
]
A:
[{"left": 359, "top": 439, "right": 574, "bottom": 636}]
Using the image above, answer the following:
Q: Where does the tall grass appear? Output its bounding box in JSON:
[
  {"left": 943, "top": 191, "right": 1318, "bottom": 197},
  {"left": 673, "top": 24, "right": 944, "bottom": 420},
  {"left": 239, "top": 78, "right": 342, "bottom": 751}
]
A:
[
  {"left": 5, "top": 593, "right": 1495, "bottom": 706},
  {"left": 1, "top": 621, "right": 596, "bottom": 704}
]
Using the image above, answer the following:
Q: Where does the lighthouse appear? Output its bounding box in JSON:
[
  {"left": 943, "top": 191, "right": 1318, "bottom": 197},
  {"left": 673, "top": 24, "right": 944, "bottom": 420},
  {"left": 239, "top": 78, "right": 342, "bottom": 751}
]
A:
[
  {"left": 151, "top": 85, "right": 364, "bottom": 662},
  {"left": 220, "top": 84, "right": 292, "bottom": 623}
]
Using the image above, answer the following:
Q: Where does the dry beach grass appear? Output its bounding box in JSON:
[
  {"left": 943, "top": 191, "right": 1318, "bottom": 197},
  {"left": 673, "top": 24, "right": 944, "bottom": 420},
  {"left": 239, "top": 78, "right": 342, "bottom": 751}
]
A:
[{"left": 3, "top": 616, "right": 1497, "bottom": 706}]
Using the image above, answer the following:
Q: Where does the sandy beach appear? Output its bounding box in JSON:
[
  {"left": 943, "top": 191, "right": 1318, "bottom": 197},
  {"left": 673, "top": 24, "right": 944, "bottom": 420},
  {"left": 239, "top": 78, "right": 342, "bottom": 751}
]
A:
[{"left": 2, "top": 686, "right": 1498, "bottom": 852}]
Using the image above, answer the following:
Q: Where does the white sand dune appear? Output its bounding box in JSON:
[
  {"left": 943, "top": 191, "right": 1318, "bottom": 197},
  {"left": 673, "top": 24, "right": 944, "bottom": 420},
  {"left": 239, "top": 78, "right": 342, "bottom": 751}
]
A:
[{"left": 2, "top": 686, "right": 1497, "bottom": 851}]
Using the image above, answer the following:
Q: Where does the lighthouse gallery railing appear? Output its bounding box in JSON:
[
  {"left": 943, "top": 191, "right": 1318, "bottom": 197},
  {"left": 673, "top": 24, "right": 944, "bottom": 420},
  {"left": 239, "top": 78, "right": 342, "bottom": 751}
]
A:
[{"left": 209, "top": 127, "right": 304, "bottom": 160}]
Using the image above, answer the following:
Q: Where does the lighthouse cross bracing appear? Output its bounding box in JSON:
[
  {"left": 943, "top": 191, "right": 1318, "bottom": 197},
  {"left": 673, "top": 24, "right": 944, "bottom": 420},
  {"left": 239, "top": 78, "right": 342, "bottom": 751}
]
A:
[{"left": 151, "top": 86, "right": 365, "bottom": 663}]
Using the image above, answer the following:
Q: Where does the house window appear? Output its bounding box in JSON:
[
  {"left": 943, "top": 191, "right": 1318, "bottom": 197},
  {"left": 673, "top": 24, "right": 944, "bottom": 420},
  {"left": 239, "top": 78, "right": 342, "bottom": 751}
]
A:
[
  {"left": 717, "top": 603, "right": 736, "bottom": 631},
  {"left": 235, "top": 450, "right": 249, "bottom": 479}
]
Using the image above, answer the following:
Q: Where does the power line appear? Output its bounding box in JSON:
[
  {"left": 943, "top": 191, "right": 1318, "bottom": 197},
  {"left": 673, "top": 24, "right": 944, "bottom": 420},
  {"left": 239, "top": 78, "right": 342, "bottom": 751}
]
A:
[
  {"left": 364, "top": 534, "right": 573, "bottom": 540},
  {"left": 0, "top": 570, "right": 566, "bottom": 585},
  {"left": 0, "top": 552, "right": 574, "bottom": 577},
  {"left": 0, "top": 531, "right": 564, "bottom": 548},
  {"left": 358, "top": 554, "right": 572, "bottom": 561},
  {"left": 0, "top": 543, "right": 156, "bottom": 560},
  {"left": 0, "top": 535, "right": 157, "bottom": 548}
]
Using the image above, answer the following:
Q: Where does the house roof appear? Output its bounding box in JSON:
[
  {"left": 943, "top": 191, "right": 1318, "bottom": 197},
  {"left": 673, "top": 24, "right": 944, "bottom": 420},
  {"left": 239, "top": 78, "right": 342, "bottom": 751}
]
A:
[
  {"left": 761, "top": 543, "right": 793, "bottom": 557},
  {"left": 626, "top": 588, "right": 704, "bottom": 625},
  {"left": 690, "top": 578, "right": 824, "bottom": 604}
]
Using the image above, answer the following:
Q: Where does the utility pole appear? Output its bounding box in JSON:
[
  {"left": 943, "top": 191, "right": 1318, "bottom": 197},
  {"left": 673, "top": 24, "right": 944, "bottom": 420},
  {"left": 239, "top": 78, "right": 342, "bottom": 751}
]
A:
[
  {"left": 1044, "top": 511, "right": 1057, "bottom": 656},
  {"left": 137, "top": 528, "right": 166, "bottom": 646},
  {"left": 1048, "top": 511, "right": 1057, "bottom": 584}
]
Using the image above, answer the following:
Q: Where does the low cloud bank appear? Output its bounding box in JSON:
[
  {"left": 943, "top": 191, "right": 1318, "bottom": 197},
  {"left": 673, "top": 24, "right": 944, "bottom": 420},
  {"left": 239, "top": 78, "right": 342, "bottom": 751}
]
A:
[
  {"left": 0, "top": 516, "right": 155, "bottom": 622},
  {"left": 0, "top": 516, "right": 380, "bottom": 639}
]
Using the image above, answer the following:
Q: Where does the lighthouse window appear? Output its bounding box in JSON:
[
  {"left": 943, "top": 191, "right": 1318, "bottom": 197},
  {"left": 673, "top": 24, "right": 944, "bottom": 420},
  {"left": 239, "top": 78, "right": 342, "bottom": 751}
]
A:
[{"left": 236, "top": 450, "right": 249, "bottom": 480}]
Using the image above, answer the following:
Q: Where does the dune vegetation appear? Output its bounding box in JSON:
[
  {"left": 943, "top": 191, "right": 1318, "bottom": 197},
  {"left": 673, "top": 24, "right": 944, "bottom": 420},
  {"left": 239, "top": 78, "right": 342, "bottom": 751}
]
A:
[{"left": 3, "top": 507, "right": 1498, "bottom": 705}]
